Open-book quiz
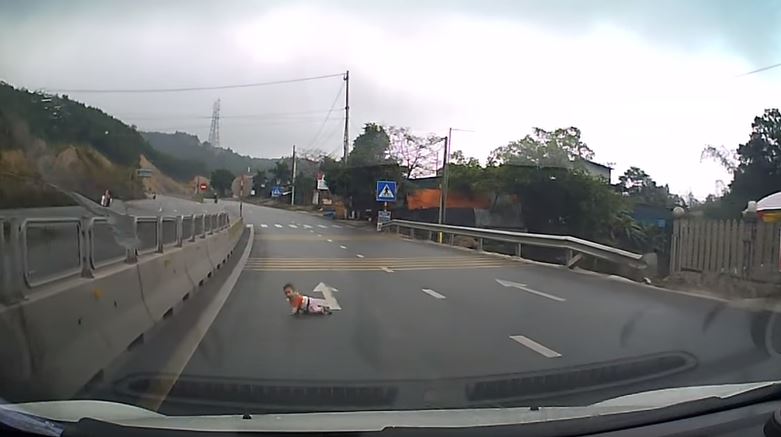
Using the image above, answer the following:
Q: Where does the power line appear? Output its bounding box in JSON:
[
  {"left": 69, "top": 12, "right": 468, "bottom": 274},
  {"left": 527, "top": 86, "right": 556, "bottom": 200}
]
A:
[
  {"left": 121, "top": 109, "right": 337, "bottom": 121},
  {"left": 736, "top": 62, "right": 781, "bottom": 77},
  {"left": 43, "top": 72, "right": 345, "bottom": 94},
  {"left": 307, "top": 81, "right": 345, "bottom": 148}
]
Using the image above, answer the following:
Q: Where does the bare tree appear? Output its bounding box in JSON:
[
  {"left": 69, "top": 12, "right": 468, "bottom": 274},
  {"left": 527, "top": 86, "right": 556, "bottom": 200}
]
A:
[
  {"left": 700, "top": 145, "right": 738, "bottom": 172},
  {"left": 386, "top": 126, "right": 442, "bottom": 179}
]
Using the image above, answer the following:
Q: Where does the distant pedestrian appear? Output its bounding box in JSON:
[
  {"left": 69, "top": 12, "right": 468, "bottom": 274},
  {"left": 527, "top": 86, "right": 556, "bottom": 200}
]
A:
[{"left": 100, "top": 189, "right": 112, "bottom": 207}]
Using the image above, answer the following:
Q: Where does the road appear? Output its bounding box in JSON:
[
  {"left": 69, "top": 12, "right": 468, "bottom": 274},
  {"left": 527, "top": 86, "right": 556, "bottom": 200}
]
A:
[{"left": 85, "top": 200, "right": 781, "bottom": 414}]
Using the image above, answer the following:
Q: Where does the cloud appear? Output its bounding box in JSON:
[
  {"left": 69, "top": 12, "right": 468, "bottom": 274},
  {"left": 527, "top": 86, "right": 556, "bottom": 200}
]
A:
[{"left": 1, "top": 0, "right": 780, "bottom": 198}]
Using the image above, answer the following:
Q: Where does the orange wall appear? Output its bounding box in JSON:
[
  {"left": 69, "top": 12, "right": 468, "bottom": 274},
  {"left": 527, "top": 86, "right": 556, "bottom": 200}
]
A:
[{"left": 407, "top": 188, "right": 491, "bottom": 210}]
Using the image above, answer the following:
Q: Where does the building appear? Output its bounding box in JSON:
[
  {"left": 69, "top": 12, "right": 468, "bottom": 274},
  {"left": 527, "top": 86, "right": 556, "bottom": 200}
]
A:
[{"left": 575, "top": 158, "right": 612, "bottom": 181}]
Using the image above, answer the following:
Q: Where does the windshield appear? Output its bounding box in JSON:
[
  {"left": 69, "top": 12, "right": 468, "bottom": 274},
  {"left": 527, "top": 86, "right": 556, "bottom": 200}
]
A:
[{"left": 1, "top": 0, "right": 781, "bottom": 432}]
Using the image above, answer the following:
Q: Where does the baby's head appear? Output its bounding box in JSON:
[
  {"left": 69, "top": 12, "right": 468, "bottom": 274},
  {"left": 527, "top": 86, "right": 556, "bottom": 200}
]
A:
[{"left": 283, "top": 283, "right": 297, "bottom": 299}]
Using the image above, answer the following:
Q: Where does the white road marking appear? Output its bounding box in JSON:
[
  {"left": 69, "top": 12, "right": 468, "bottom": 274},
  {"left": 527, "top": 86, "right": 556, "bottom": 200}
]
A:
[
  {"left": 339, "top": 245, "right": 347, "bottom": 249},
  {"left": 331, "top": 224, "right": 342, "bottom": 228},
  {"left": 317, "top": 234, "right": 323, "bottom": 237},
  {"left": 288, "top": 224, "right": 298, "bottom": 229},
  {"left": 381, "top": 266, "right": 394, "bottom": 273},
  {"left": 327, "top": 239, "right": 333, "bottom": 242},
  {"left": 495, "top": 279, "right": 565, "bottom": 302},
  {"left": 303, "top": 224, "right": 312, "bottom": 229},
  {"left": 421, "top": 288, "right": 446, "bottom": 299},
  {"left": 356, "top": 254, "right": 364, "bottom": 258},
  {"left": 260, "top": 224, "right": 268, "bottom": 228},
  {"left": 313, "top": 282, "right": 341, "bottom": 310},
  {"left": 510, "top": 335, "right": 562, "bottom": 358},
  {"left": 274, "top": 224, "right": 283, "bottom": 228},
  {"left": 318, "top": 225, "right": 327, "bottom": 229}
]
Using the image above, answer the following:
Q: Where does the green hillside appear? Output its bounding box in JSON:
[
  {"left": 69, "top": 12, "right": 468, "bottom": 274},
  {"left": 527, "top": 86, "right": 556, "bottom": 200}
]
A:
[
  {"left": 0, "top": 82, "right": 205, "bottom": 181},
  {"left": 141, "top": 131, "right": 279, "bottom": 175}
]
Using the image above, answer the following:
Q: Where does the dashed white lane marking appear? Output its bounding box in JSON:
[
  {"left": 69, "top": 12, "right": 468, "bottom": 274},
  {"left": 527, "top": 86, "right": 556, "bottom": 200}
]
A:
[
  {"left": 339, "top": 245, "right": 347, "bottom": 249},
  {"left": 331, "top": 224, "right": 342, "bottom": 228},
  {"left": 317, "top": 234, "right": 323, "bottom": 237},
  {"left": 259, "top": 224, "right": 268, "bottom": 228},
  {"left": 327, "top": 239, "right": 333, "bottom": 243},
  {"left": 421, "top": 288, "right": 446, "bottom": 299},
  {"left": 303, "top": 224, "right": 312, "bottom": 229},
  {"left": 288, "top": 224, "right": 298, "bottom": 229},
  {"left": 274, "top": 224, "right": 283, "bottom": 228},
  {"left": 510, "top": 335, "right": 562, "bottom": 358},
  {"left": 317, "top": 225, "right": 328, "bottom": 229},
  {"left": 496, "top": 279, "right": 565, "bottom": 302},
  {"left": 356, "top": 254, "right": 364, "bottom": 258},
  {"left": 381, "top": 266, "right": 394, "bottom": 273}
]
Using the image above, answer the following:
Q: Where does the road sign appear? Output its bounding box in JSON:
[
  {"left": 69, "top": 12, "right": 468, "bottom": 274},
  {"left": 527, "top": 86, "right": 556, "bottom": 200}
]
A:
[
  {"left": 376, "top": 180, "right": 397, "bottom": 202},
  {"left": 199, "top": 182, "right": 208, "bottom": 192},
  {"left": 377, "top": 210, "right": 391, "bottom": 232},
  {"left": 271, "top": 186, "right": 283, "bottom": 198}
]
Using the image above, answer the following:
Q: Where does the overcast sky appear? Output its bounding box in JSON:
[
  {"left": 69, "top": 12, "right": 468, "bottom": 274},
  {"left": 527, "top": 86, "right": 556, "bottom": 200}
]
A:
[{"left": 1, "top": 0, "right": 780, "bottom": 198}]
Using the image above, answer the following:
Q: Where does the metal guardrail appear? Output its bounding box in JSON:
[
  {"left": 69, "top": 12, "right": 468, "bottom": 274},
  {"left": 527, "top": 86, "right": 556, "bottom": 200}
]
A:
[
  {"left": 380, "top": 219, "right": 646, "bottom": 270},
  {"left": 0, "top": 212, "right": 231, "bottom": 301}
]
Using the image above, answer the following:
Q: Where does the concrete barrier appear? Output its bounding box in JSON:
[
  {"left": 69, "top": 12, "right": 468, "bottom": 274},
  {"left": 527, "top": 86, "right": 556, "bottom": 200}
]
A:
[{"left": 0, "top": 217, "right": 244, "bottom": 401}]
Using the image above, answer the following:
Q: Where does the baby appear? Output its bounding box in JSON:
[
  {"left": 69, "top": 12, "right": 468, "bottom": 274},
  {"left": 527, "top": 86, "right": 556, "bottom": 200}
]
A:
[{"left": 283, "top": 283, "right": 332, "bottom": 315}]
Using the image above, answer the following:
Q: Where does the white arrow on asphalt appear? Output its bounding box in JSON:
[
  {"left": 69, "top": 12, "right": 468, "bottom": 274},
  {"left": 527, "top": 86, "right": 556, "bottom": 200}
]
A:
[
  {"left": 313, "top": 282, "right": 341, "bottom": 310},
  {"left": 495, "top": 279, "right": 566, "bottom": 302}
]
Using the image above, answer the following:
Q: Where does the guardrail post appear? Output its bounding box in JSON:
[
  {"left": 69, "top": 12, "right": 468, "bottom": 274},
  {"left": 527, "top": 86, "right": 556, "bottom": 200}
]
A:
[
  {"left": 189, "top": 215, "right": 196, "bottom": 242},
  {"left": 564, "top": 248, "right": 573, "bottom": 265},
  {"left": 176, "top": 216, "right": 184, "bottom": 247},
  {"left": 477, "top": 238, "right": 484, "bottom": 251},
  {"left": 79, "top": 217, "right": 94, "bottom": 278},
  {"left": 1, "top": 218, "right": 26, "bottom": 304},
  {"left": 208, "top": 214, "right": 215, "bottom": 235},
  {"left": 125, "top": 218, "right": 138, "bottom": 264},
  {"left": 449, "top": 233, "right": 455, "bottom": 245},
  {"left": 156, "top": 216, "right": 164, "bottom": 253},
  {"left": 515, "top": 243, "right": 522, "bottom": 257},
  {"left": 200, "top": 214, "right": 206, "bottom": 239},
  {"left": 427, "top": 230, "right": 433, "bottom": 241}
]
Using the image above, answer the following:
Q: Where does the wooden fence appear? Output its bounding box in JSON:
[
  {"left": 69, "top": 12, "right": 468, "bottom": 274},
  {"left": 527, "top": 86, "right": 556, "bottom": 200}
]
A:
[{"left": 670, "top": 218, "right": 781, "bottom": 283}]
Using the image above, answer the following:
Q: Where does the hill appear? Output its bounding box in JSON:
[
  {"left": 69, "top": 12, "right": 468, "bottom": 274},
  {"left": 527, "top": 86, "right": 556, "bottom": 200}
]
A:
[
  {"left": 141, "top": 131, "right": 279, "bottom": 176},
  {"left": 0, "top": 82, "right": 199, "bottom": 206}
]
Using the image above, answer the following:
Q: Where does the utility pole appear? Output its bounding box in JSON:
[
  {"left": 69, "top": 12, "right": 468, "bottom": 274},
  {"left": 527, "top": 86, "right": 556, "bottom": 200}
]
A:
[
  {"left": 438, "top": 128, "right": 452, "bottom": 225},
  {"left": 343, "top": 70, "right": 350, "bottom": 160},
  {"left": 291, "top": 145, "right": 297, "bottom": 206}
]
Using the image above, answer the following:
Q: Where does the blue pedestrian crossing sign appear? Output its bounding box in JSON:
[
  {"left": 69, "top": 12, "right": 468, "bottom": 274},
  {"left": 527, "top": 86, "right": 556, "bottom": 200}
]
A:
[
  {"left": 376, "top": 180, "right": 397, "bottom": 202},
  {"left": 271, "top": 186, "right": 283, "bottom": 198}
]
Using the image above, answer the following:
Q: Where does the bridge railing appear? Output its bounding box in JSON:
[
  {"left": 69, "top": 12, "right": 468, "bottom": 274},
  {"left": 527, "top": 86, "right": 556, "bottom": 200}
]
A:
[
  {"left": 380, "top": 219, "right": 647, "bottom": 270},
  {"left": 0, "top": 212, "right": 231, "bottom": 303}
]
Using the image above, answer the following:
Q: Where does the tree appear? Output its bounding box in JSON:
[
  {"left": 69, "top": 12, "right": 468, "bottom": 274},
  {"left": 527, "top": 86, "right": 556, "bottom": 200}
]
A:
[
  {"left": 252, "top": 170, "right": 267, "bottom": 196},
  {"left": 270, "top": 160, "right": 290, "bottom": 185},
  {"left": 488, "top": 127, "right": 594, "bottom": 167},
  {"left": 294, "top": 171, "right": 315, "bottom": 205},
  {"left": 386, "top": 126, "right": 442, "bottom": 179},
  {"left": 617, "top": 166, "right": 681, "bottom": 208},
  {"left": 348, "top": 123, "right": 391, "bottom": 165},
  {"left": 209, "top": 168, "right": 234, "bottom": 196}
]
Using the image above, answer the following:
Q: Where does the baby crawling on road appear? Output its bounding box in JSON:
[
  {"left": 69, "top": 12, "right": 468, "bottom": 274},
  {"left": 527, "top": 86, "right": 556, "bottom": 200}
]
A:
[{"left": 283, "top": 283, "right": 332, "bottom": 316}]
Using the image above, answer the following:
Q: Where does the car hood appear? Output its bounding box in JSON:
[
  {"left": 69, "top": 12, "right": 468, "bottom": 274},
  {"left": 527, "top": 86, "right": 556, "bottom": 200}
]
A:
[{"left": 2, "top": 381, "right": 779, "bottom": 433}]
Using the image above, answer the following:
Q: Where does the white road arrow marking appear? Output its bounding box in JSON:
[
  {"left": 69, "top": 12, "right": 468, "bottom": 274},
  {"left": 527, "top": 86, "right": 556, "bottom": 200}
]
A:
[
  {"left": 381, "top": 266, "right": 394, "bottom": 273},
  {"left": 421, "top": 288, "right": 446, "bottom": 299},
  {"left": 510, "top": 335, "right": 562, "bottom": 358},
  {"left": 313, "top": 282, "right": 341, "bottom": 310},
  {"left": 495, "top": 279, "right": 565, "bottom": 302}
]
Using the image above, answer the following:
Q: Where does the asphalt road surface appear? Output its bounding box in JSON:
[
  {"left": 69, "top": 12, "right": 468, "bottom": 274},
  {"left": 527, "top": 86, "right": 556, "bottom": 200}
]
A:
[{"left": 85, "top": 201, "right": 781, "bottom": 414}]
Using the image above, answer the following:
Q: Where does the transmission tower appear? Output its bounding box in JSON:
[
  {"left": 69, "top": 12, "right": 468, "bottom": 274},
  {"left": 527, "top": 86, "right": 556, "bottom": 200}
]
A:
[{"left": 208, "top": 99, "right": 221, "bottom": 147}]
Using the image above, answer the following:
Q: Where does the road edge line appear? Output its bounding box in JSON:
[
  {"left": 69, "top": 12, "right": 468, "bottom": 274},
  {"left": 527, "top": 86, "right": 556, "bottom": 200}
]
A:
[{"left": 141, "top": 224, "right": 254, "bottom": 411}]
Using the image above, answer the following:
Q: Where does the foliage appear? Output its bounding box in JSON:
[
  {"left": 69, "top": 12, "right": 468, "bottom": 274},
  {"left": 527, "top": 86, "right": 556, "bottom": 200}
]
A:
[
  {"left": 386, "top": 126, "right": 442, "bottom": 179},
  {"left": 695, "top": 109, "right": 781, "bottom": 218},
  {"left": 0, "top": 83, "right": 201, "bottom": 181},
  {"left": 488, "top": 127, "right": 593, "bottom": 167},
  {"left": 294, "top": 171, "right": 315, "bottom": 205},
  {"left": 617, "top": 166, "right": 683, "bottom": 208},
  {"left": 252, "top": 170, "right": 267, "bottom": 196},
  {"left": 270, "top": 160, "right": 290, "bottom": 184},
  {"left": 209, "top": 168, "right": 234, "bottom": 195},
  {"left": 348, "top": 123, "right": 391, "bottom": 165}
]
